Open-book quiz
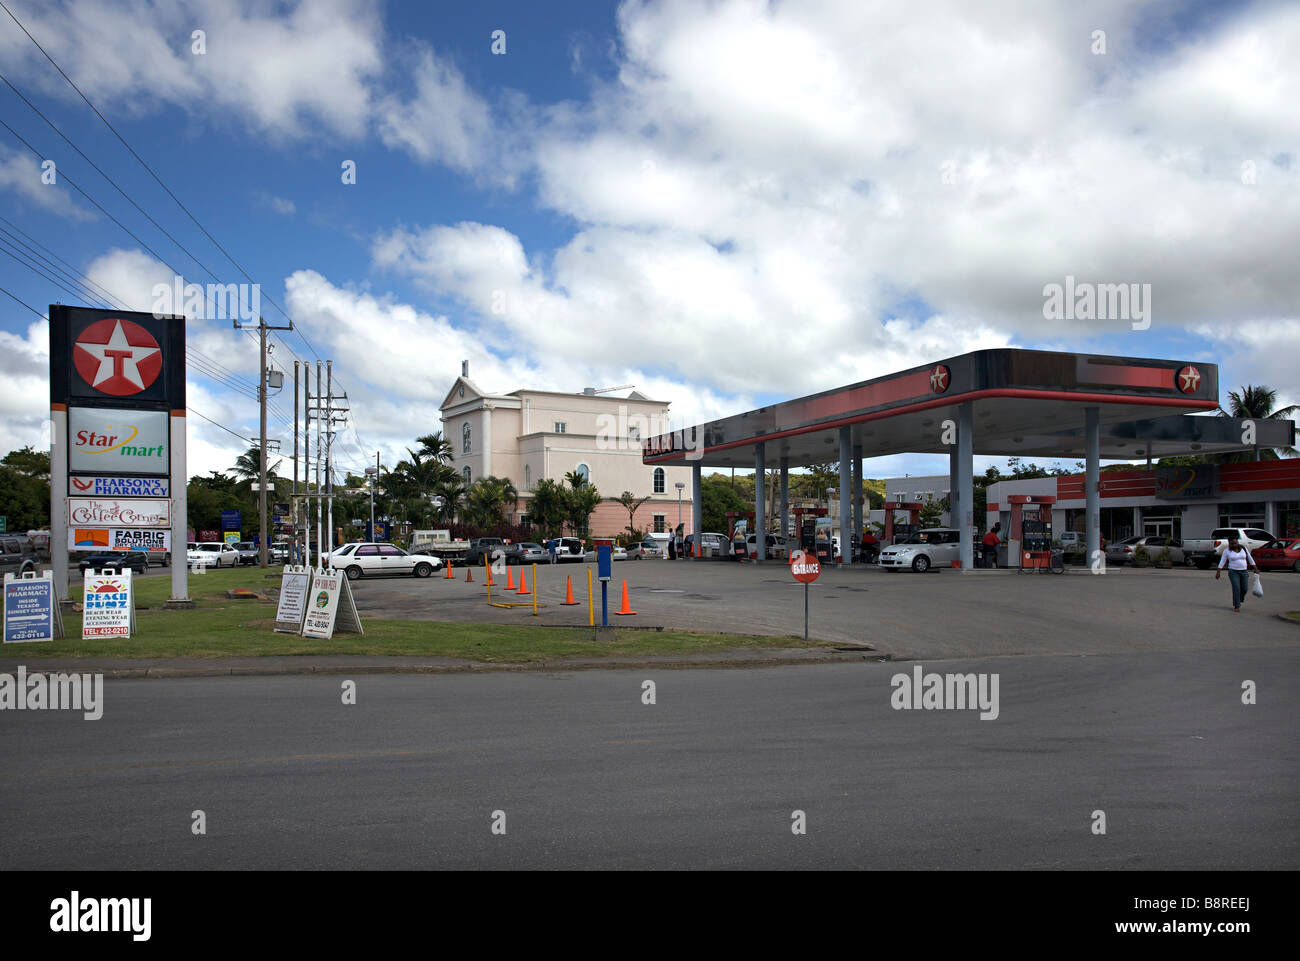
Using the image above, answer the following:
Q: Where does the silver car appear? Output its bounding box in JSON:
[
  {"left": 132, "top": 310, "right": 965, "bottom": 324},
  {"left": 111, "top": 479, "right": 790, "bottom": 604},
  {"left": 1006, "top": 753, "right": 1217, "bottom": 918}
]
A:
[
  {"left": 1105, "top": 536, "right": 1188, "bottom": 566},
  {"left": 878, "top": 528, "right": 962, "bottom": 572}
]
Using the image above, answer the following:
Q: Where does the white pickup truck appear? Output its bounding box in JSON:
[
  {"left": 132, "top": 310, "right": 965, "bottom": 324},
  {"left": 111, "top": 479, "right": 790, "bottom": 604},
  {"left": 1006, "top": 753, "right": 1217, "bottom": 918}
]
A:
[{"left": 1182, "top": 527, "right": 1275, "bottom": 569}]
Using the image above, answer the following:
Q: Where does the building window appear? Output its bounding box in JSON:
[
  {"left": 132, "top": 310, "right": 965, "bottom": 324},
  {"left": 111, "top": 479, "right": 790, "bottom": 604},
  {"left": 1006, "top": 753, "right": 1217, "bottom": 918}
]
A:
[
  {"left": 554, "top": 421, "right": 566, "bottom": 434},
  {"left": 462, "top": 422, "right": 471, "bottom": 454},
  {"left": 653, "top": 468, "right": 665, "bottom": 494},
  {"left": 524, "top": 465, "right": 531, "bottom": 490},
  {"left": 463, "top": 466, "right": 471, "bottom": 485},
  {"left": 575, "top": 463, "right": 589, "bottom": 486},
  {"left": 629, "top": 427, "right": 640, "bottom": 442},
  {"left": 653, "top": 514, "right": 666, "bottom": 533}
]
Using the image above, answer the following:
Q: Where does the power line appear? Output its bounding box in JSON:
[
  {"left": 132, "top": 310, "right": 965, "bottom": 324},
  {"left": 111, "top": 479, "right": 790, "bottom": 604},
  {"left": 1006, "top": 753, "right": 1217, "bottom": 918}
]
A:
[{"left": 0, "top": 282, "right": 45, "bottom": 318}]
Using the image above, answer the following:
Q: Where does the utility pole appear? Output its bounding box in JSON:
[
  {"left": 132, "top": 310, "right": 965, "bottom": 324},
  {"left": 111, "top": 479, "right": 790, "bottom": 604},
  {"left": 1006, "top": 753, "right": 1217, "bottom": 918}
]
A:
[
  {"left": 370, "top": 450, "right": 378, "bottom": 539},
  {"left": 234, "top": 315, "right": 292, "bottom": 568},
  {"left": 292, "top": 360, "right": 299, "bottom": 564}
]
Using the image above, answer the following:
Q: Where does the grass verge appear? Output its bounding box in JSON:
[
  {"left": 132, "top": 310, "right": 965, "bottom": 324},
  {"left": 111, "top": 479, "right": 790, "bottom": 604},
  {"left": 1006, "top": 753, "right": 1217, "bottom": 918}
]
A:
[{"left": 16, "top": 567, "right": 815, "bottom": 662}]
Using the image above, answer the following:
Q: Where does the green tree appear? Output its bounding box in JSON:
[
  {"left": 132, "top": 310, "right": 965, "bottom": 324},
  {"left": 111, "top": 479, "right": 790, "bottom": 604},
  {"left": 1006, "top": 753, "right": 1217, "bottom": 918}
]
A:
[
  {"left": 919, "top": 498, "right": 945, "bottom": 528},
  {"left": 562, "top": 472, "right": 601, "bottom": 540},
  {"left": 1220, "top": 385, "right": 1299, "bottom": 459},
  {"left": 0, "top": 446, "right": 50, "bottom": 530},
  {"left": 700, "top": 475, "right": 750, "bottom": 532},
  {"left": 615, "top": 490, "right": 651, "bottom": 535},
  {"left": 186, "top": 471, "right": 243, "bottom": 533},
  {"left": 463, "top": 476, "right": 519, "bottom": 528},
  {"left": 527, "top": 478, "right": 567, "bottom": 537}
]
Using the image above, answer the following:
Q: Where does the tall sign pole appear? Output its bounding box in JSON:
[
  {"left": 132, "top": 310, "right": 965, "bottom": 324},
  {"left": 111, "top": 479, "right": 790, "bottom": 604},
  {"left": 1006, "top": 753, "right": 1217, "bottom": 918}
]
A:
[
  {"left": 292, "top": 360, "right": 299, "bottom": 562},
  {"left": 49, "top": 305, "right": 187, "bottom": 606}
]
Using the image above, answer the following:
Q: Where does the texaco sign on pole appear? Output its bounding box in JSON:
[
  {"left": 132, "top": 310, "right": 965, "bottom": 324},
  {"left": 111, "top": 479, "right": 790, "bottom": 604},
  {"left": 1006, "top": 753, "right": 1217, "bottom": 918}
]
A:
[{"left": 49, "top": 306, "right": 187, "bottom": 605}]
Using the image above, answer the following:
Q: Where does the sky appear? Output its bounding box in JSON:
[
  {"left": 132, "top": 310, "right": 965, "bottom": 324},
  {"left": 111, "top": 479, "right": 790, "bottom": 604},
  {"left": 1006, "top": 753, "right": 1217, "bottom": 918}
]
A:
[{"left": 0, "top": 0, "right": 1296, "bottom": 484}]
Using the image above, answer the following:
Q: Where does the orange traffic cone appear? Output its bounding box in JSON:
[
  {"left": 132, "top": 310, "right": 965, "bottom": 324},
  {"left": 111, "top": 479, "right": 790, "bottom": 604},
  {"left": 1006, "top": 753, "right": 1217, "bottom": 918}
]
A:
[
  {"left": 506, "top": 567, "right": 515, "bottom": 590},
  {"left": 465, "top": 566, "right": 473, "bottom": 582},
  {"left": 445, "top": 559, "right": 454, "bottom": 578},
  {"left": 614, "top": 579, "right": 637, "bottom": 615},
  {"left": 485, "top": 565, "right": 495, "bottom": 587},
  {"left": 561, "top": 575, "right": 579, "bottom": 605},
  {"left": 516, "top": 570, "right": 531, "bottom": 595}
]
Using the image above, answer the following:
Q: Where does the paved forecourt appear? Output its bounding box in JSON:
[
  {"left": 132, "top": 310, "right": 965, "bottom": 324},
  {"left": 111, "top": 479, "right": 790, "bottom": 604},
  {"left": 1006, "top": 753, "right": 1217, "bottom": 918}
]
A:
[{"left": 345, "top": 557, "right": 1300, "bottom": 661}]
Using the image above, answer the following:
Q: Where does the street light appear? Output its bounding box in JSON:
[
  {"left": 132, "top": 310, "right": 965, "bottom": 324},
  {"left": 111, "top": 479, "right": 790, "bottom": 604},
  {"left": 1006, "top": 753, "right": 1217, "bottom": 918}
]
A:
[{"left": 675, "top": 481, "right": 685, "bottom": 528}]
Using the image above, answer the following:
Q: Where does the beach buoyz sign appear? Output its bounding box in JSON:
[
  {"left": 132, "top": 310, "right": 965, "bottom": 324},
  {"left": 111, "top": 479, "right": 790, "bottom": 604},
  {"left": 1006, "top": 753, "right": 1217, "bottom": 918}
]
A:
[{"left": 68, "top": 497, "right": 170, "bottom": 527}]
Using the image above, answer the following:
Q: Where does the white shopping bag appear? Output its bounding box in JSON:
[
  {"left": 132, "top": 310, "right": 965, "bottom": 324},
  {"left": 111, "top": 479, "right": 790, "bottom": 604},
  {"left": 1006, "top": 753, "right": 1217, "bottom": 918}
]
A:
[{"left": 1250, "top": 572, "right": 1264, "bottom": 598}]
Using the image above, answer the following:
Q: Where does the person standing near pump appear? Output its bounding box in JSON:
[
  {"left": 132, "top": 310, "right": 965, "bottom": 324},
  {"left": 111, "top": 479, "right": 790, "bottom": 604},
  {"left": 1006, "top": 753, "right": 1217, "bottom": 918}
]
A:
[
  {"left": 1215, "top": 534, "right": 1258, "bottom": 613},
  {"left": 981, "top": 523, "right": 1002, "bottom": 568},
  {"left": 667, "top": 528, "right": 677, "bottom": 560},
  {"left": 860, "top": 528, "right": 879, "bottom": 564}
]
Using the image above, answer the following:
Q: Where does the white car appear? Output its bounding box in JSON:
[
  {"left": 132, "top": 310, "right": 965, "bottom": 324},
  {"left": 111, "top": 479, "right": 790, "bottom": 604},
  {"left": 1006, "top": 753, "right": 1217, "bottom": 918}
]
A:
[
  {"left": 878, "top": 528, "right": 961, "bottom": 572},
  {"left": 744, "top": 533, "right": 795, "bottom": 560},
  {"left": 330, "top": 542, "right": 443, "bottom": 580},
  {"left": 584, "top": 545, "right": 628, "bottom": 562},
  {"left": 187, "top": 542, "right": 240, "bottom": 568}
]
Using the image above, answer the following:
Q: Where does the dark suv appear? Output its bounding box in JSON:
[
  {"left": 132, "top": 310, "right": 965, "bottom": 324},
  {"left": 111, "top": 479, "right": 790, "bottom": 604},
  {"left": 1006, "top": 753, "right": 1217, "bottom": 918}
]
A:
[{"left": 0, "top": 535, "right": 40, "bottom": 578}]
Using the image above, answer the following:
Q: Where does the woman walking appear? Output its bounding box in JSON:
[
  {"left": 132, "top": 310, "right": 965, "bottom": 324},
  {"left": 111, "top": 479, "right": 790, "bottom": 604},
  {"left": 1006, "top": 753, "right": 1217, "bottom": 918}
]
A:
[{"left": 1215, "top": 534, "right": 1258, "bottom": 613}]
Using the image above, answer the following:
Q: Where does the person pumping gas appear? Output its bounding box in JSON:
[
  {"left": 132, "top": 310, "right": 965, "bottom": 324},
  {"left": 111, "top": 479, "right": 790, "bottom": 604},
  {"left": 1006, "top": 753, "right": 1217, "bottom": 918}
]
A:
[{"left": 981, "top": 523, "right": 1002, "bottom": 568}]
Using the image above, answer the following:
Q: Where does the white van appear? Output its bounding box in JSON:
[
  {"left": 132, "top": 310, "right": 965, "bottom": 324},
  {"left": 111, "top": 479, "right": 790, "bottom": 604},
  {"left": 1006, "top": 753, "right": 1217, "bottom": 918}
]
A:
[{"left": 642, "top": 532, "right": 671, "bottom": 557}]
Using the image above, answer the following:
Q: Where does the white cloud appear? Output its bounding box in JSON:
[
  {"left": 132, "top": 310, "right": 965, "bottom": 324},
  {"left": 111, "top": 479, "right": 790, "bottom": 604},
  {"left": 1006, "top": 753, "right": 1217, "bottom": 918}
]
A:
[
  {"left": 0, "top": 0, "right": 383, "bottom": 139},
  {"left": 0, "top": 146, "right": 96, "bottom": 221}
]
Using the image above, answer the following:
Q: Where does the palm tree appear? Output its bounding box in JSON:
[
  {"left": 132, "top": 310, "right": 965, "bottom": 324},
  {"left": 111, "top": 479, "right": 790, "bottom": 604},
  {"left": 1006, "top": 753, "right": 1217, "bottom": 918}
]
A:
[
  {"left": 463, "top": 476, "right": 519, "bottom": 528},
  {"left": 229, "top": 445, "right": 281, "bottom": 482},
  {"left": 1218, "top": 385, "right": 1299, "bottom": 460},
  {"left": 414, "top": 431, "right": 455, "bottom": 464},
  {"left": 615, "top": 490, "right": 651, "bottom": 535}
]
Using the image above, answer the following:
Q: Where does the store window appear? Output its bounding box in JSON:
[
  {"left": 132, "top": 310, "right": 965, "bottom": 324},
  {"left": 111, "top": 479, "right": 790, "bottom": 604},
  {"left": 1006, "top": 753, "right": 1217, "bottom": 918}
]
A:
[
  {"left": 463, "top": 466, "right": 471, "bottom": 485},
  {"left": 575, "top": 463, "right": 589, "bottom": 485}
]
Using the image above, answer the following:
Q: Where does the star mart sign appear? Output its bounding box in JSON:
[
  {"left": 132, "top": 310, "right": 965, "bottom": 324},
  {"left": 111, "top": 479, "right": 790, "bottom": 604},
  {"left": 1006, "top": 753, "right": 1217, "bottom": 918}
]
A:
[{"left": 68, "top": 407, "right": 169, "bottom": 474}]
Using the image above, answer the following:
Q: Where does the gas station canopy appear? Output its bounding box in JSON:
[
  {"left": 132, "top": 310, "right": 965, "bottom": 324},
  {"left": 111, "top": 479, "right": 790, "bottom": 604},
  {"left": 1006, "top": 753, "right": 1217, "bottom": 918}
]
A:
[{"left": 642, "top": 348, "right": 1295, "bottom": 467}]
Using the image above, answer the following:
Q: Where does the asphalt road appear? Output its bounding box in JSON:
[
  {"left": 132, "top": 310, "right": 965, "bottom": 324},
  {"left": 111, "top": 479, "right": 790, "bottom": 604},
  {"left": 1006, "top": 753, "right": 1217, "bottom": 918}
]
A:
[{"left": 3, "top": 647, "right": 1295, "bottom": 869}]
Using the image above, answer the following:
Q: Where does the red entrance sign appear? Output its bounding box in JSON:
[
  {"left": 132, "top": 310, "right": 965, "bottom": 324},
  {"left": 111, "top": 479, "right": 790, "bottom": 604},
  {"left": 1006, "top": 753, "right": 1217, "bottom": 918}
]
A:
[{"left": 790, "top": 550, "right": 821, "bottom": 583}]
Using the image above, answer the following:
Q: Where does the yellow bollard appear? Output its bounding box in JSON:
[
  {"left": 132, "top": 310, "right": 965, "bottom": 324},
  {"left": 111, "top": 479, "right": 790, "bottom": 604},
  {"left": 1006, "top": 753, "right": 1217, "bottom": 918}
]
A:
[
  {"left": 587, "top": 567, "right": 594, "bottom": 627},
  {"left": 532, "top": 563, "right": 538, "bottom": 617}
]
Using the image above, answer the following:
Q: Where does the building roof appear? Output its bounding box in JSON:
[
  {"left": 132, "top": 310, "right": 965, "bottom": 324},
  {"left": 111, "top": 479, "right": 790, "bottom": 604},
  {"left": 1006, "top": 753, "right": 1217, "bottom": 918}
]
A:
[{"left": 642, "top": 348, "right": 1296, "bottom": 468}]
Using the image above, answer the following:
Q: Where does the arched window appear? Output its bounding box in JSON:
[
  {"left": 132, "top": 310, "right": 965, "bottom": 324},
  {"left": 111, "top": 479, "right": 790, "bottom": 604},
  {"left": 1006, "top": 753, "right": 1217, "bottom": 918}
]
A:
[
  {"left": 463, "top": 466, "right": 471, "bottom": 485},
  {"left": 653, "top": 468, "right": 665, "bottom": 494},
  {"left": 575, "top": 463, "right": 589, "bottom": 486},
  {"left": 462, "top": 422, "right": 471, "bottom": 454}
]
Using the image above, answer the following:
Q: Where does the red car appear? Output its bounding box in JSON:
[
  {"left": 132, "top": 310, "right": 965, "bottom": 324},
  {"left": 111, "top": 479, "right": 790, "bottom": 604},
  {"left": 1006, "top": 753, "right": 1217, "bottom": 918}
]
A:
[{"left": 1254, "top": 538, "right": 1300, "bottom": 573}]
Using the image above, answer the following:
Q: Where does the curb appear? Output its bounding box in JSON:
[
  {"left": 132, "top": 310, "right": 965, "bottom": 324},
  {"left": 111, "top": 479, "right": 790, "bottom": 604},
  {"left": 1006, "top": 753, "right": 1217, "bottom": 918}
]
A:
[{"left": 4, "top": 647, "right": 885, "bottom": 680}]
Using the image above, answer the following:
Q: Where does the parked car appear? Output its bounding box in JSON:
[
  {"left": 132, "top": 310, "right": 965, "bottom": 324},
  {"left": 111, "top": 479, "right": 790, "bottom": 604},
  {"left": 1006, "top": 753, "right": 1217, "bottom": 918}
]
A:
[
  {"left": 742, "top": 533, "right": 794, "bottom": 560},
  {"left": 231, "top": 541, "right": 260, "bottom": 566},
  {"left": 329, "top": 542, "right": 443, "bottom": 580},
  {"left": 186, "top": 542, "right": 240, "bottom": 568},
  {"left": 1183, "top": 527, "right": 1276, "bottom": 569},
  {"left": 635, "top": 535, "right": 668, "bottom": 559},
  {"left": 78, "top": 550, "right": 149, "bottom": 574},
  {"left": 1255, "top": 538, "right": 1300, "bottom": 573},
  {"left": 505, "top": 542, "right": 547, "bottom": 565},
  {"left": 270, "top": 541, "right": 290, "bottom": 563},
  {"left": 1104, "top": 535, "right": 1188, "bottom": 566},
  {"left": 553, "top": 537, "right": 587, "bottom": 562},
  {"left": 0, "top": 535, "right": 40, "bottom": 578},
  {"left": 584, "top": 545, "right": 628, "bottom": 562},
  {"left": 463, "top": 537, "right": 508, "bottom": 567},
  {"left": 681, "top": 532, "right": 731, "bottom": 558},
  {"left": 878, "top": 528, "right": 962, "bottom": 572}
]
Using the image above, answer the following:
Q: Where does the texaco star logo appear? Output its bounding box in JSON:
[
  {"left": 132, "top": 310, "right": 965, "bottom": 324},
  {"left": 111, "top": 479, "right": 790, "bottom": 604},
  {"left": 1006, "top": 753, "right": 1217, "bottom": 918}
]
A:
[
  {"left": 929, "top": 364, "right": 950, "bottom": 393},
  {"left": 1176, "top": 365, "right": 1201, "bottom": 394},
  {"left": 73, "top": 319, "right": 162, "bottom": 396}
]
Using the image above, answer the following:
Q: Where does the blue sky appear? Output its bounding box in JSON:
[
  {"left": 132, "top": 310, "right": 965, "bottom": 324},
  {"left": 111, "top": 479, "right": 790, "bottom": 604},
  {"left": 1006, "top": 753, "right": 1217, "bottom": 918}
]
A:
[{"left": 1, "top": 0, "right": 1296, "bottom": 482}]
